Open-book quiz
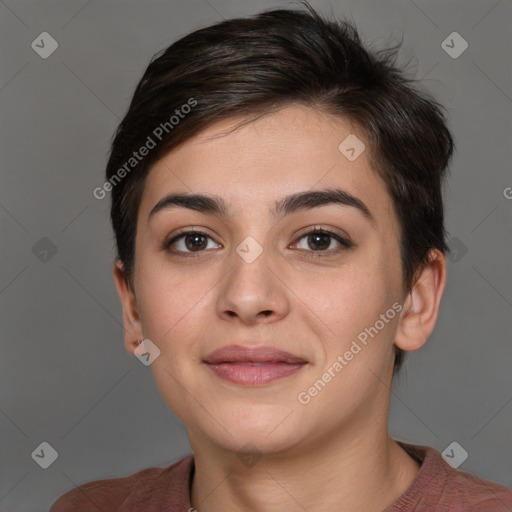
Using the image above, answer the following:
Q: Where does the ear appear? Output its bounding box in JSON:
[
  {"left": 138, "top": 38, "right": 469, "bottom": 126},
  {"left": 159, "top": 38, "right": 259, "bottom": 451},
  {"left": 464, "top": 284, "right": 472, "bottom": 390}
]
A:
[
  {"left": 112, "top": 259, "right": 144, "bottom": 355},
  {"left": 394, "top": 249, "right": 447, "bottom": 352}
]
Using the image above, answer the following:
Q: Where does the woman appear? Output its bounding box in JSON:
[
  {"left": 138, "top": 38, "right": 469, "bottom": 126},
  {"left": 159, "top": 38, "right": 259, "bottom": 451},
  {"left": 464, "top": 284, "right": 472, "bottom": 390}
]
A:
[{"left": 51, "top": 2, "right": 512, "bottom": 510}]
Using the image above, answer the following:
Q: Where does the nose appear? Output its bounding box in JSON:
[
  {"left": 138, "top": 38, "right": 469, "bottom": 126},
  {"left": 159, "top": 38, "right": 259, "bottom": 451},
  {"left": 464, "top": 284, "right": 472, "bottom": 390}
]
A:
[{"left": 215, "top": 245, "right": 290, "bottom": 325}]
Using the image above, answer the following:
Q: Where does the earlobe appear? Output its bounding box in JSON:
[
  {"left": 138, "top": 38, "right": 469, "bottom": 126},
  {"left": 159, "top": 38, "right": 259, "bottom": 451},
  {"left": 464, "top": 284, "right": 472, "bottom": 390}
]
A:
[
  {"left": 394, "top": 249, "right": 447, "bottom": 353},
  {"left": 112, "top": 260, "right": 144, "bottom": 355}
]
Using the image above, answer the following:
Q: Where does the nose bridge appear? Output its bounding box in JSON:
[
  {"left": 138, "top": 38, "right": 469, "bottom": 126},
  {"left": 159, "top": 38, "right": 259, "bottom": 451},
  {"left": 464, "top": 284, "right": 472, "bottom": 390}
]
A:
[
  {"left": 216, "top": 231, "right": 287, "bottom": 322},
  {"left": 229, "top": 233, "right": 273, "bottom": 293}
]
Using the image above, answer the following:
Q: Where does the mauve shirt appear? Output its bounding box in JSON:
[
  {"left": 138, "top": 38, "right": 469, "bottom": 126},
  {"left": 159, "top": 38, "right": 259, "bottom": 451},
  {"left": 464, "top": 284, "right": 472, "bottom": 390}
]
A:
[{"left": 50, "top": 441, "right": 512, "bottom": 511}]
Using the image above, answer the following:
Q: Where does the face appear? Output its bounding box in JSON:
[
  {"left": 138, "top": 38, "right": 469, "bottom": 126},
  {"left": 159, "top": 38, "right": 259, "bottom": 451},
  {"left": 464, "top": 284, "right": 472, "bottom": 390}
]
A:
[{"left": 125, "top": 105, "right": 407, "bottom": 455}]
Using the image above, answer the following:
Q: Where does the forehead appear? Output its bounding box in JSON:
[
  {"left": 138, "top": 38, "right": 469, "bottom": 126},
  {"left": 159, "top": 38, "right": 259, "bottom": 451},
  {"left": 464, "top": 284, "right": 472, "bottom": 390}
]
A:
[{"left": 139, "top": 105, "right": 395, "bottom": 225}]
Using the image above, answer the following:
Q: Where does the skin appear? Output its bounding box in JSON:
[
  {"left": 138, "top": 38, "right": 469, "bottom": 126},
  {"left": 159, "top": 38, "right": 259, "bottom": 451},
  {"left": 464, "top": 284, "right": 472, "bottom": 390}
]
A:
[{"left": 113, "top": 105, "right": 446, "bottom": 512}]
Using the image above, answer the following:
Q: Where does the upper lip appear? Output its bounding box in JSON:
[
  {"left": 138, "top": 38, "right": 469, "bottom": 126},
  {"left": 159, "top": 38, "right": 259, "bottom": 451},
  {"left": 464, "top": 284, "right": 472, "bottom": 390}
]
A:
[{"left": 203, "top": 344, "right": 307, "bottom": 364}]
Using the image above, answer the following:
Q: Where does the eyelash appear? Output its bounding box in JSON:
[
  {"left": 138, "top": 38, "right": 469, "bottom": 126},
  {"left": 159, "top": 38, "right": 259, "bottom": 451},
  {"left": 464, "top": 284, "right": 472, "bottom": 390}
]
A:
[{"left": 163, "top": 226, "right": 352, "bottom": 259}]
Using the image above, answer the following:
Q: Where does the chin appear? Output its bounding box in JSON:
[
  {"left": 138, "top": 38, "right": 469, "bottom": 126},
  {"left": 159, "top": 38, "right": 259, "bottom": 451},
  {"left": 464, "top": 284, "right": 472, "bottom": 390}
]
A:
[
  {"left": 190, "top": 405, "right": 306, "bottom": 454},
  {"left": 214, "top": 429, "right": 302, "bottom": 458}
]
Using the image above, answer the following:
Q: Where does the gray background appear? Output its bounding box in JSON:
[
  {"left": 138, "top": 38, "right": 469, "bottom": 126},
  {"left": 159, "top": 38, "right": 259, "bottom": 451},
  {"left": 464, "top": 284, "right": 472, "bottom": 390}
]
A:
[{"left": 0, "top": 0, "right": 511, "bottom": 510}]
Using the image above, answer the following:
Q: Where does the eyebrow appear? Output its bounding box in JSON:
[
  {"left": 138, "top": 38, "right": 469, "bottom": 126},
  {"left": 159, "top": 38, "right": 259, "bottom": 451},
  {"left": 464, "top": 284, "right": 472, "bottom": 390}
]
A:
[{"left": 148, "top": 187, "right": 375, "bottom": 225}]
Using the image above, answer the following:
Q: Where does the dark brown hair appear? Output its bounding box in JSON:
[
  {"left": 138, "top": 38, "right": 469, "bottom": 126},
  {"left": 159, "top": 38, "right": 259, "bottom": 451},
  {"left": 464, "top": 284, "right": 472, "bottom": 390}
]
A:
[{"left": 105, "top": 2, "right": 454, "bottom": 375}]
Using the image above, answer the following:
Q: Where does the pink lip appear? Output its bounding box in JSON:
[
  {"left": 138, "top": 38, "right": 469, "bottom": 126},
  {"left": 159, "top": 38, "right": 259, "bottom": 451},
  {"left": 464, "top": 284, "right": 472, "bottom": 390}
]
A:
[{"left": 203, "top": 344, "right": 308, "bottom": 386}]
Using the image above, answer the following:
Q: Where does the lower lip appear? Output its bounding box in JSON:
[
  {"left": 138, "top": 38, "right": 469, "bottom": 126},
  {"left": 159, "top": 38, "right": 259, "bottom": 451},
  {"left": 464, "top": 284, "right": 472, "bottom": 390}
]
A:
[{"left": 205, "top": 362, "right": 306, "bottom": 386}]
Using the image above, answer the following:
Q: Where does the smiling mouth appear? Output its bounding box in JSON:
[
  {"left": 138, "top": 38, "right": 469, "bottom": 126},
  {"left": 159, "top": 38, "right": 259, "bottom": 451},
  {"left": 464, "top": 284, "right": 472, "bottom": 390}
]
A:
[{"left": 203, "top": 344, "right": 308, "bottom": 386}]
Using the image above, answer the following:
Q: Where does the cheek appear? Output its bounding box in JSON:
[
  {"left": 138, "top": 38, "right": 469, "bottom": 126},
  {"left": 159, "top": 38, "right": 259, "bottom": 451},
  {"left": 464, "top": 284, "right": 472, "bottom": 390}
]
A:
[
  {"left": 135, "top": 264, "right": 197, "bottom": 345},
  {"left": 134, "top": 258, "right": 220, "bottom": 371},
  {"left": 298, "top": 260, "right": 388, "bottom": 330},
  {"left": 297, "top": 262, "right": 398, "bottom": 374}
]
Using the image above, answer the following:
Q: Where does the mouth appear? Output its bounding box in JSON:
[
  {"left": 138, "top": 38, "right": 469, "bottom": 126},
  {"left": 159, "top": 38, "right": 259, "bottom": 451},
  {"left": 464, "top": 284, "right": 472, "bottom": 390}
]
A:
[{"left": 203, "top": 344, "right": 308, "bottom": 386}]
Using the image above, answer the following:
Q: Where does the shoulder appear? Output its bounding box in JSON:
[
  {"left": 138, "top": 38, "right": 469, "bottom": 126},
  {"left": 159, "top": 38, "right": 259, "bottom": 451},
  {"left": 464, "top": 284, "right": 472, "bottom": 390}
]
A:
[
  {"left": 393, "top": 441, "right": 512, "bottom": 511},
  {"left": 442, "top": 465, "right": 512, "bottom": 510},
  {"left": 49, "top": 455, "right": 193, "bottom": 511}
]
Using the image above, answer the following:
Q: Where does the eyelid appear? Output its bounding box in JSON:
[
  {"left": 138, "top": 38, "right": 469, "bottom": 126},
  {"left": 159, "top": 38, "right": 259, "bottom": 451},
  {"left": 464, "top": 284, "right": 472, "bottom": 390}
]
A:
[
  {"left": 293, "top": 225, "right": 351, "bottom": 245},
  {"left": 164, "top": 227, "right": 219, "bottom": 250},
  {"left": 290, "top": 226, "right": 352, "bottom": 256}
]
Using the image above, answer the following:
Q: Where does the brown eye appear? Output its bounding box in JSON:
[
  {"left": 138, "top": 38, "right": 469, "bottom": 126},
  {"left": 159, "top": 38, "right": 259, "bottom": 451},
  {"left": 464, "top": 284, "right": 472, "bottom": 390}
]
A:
[
  {"left": 165, "top": 230, "right": 220, "bottom": 254},
  {"left": 306, "top": 232, "right": 331, "bottom": 251},
  {"left": 294, "top": 228, "right": 351, "bottom": 255},
  {"left": 184, "top": 233, "right": 208, "bottom": 251}
]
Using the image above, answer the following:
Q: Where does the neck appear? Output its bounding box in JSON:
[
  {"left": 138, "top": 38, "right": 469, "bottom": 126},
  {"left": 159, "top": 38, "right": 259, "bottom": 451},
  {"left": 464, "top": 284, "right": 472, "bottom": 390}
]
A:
[{"left": 189, "top": 422, "right": 420, "bottom": 512}]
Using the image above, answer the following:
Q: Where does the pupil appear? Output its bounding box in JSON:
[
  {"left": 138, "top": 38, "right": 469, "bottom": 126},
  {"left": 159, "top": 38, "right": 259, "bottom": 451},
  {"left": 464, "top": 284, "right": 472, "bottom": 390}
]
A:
[
  {"left": 309, "top": 233, "right": 329, "bottom": 250},
  {"left": 187, "top": 234, "right": 206, "bottom": 251}
]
